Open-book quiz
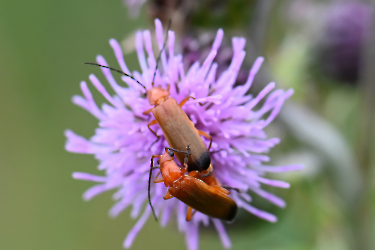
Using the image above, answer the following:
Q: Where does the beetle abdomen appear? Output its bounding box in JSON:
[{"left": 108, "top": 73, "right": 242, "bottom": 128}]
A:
[
  {"left": 152, "top": 98, "right": 210, "bottom": 171},
  {"left": 169, "top": 176, "right": 237, "bottom": 221}
]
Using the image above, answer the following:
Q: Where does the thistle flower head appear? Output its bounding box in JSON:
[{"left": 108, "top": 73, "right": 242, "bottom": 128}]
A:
[{"left": 65, "top": 19, "right": 302, "bottom": 250}]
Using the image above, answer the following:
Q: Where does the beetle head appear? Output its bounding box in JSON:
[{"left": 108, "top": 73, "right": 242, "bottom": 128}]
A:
[{"left": 147, "top": 87, "right": 169, "bottom": 105}]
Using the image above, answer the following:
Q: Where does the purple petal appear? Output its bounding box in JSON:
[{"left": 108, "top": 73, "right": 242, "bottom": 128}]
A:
[
  {"left": 65, "top": 130, "right": 110, "bottom": 154},
  {"left": 255, "top": 164, "right": 304, "bottom": 172},
  {"left": 212, "top": 219, "right": 232, "bottom": 249},
  {"left": 212, "top": 29, "right": 224, "bottom": 51},
  {"left": 124, "top": 207, "right": 151, "bottom": 248},
  {"left": 89, "top": 74, "right": 118, "bottom": 107},
  {"left": 185, "top": 220, "right": 199, "bottom": 250},
  {"left": 236, "top": 57, "right": 264, "bottom": 97},
  {"left": 238, "top": 200, "right": 277, "bottom": 222},
  {"left": 109, "top": 38, "right": 130, "bottom": 74},
  {"left": 246, "top": 82, "right": 275, "bottom": 110},
  {"left": 256, "top": 176, "right": 291, "bottom": 188},
  {"left": 251, "top": 188, "right": 286, "bottom": 208},
  {"left": 83, "top": 184, "right": 111, "bottom": 201},
  {"left": 72, "top": 172, "right": 106, "bottom": 182},
  {"left": 96, "top": 55, "right": 125, "bottom": 95},
  {"left": 135, "top": 31, "right": 147, "bottom": 73},
  {"left": 197, "top": 50, "right": 217, "bottom": 81}
]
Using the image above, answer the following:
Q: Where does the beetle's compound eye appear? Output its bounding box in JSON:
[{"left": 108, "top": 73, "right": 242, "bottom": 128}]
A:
[{"left": 168, "top": 151, "right": 174, "bottom": 157}]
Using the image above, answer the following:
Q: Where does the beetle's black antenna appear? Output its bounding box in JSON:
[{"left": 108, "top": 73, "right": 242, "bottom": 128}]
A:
[
  {"left": 152, "top": 19, "right": 171, "bottom": 87},
  {"left": 84, "top": 62, "right": 147, "bottom": 90},
  {"left": 148, "top": 155, "right": 160, "bottom": 221}
]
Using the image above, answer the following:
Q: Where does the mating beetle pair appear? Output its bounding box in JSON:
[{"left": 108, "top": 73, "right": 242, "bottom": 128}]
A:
[
  {"left": 150, "top": 147, "right": 237, "bottom": 221},
  {"left": 87, "top": 61, "right": 238, "bottom": 222}
]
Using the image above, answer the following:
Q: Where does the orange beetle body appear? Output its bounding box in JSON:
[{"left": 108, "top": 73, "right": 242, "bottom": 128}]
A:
[
  {"left": 148, "top": 89, "right": 210, "bottom": 172},
  {"left": 149, "top": 149, "right": 237, "bottom": 221}
]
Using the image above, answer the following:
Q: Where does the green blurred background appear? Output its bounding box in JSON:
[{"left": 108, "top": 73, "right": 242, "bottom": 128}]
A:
[{"left": 1, "top": 0, "right": 374, "bottom": 250}]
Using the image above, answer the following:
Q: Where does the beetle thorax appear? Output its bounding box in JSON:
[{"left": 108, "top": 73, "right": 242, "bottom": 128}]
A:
[
  {"left": 147, "top": 87, "right": 169, "bottom": 106},
  {"left": 159, "top": 154, "right": 183, "bottom": 187}
]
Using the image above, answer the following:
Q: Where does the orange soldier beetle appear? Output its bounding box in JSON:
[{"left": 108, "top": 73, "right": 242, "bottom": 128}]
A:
[
  {"left": 85, "top": 22, "right": 214, "bottom": 175},
  {"left": 148, "top": 147, "right": 237, "bottom": 221},
  {"left": 84, "top": 64, "right": 213, "bottom": 173}
]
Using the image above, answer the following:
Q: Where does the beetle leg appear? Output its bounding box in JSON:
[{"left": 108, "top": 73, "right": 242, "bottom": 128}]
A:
[
  {"left": 154, "top": 171, "right": 164, "bottom": 183},
  {"left": 165, "top": 147, "right": 189, "bottom": 154},
  {"left": 163, "top": 191, "right": 174, "bottom": 200},
  {"left": 179, "top": 96, "right": 192, "bottom": 107},
  {"left": 198, "top": 130, "right": 212, "bottom": 150},
  {"left": 149, "top": 155, "right": 161, "bottom": 221},
  {"left": 179, "top": 96, "right": 204, "bottom": 107},
  {"left": 148, "top": 120, "right": 160, "bottom": 142},
  {"left": 183, "top": 145, "right": 191, "bottom": 169},
  {"left": 186, "top": 206, "right": 197, "bottom": 221},
  {"left": 143, "top": 108, "right": 153, "bottom": 115}
]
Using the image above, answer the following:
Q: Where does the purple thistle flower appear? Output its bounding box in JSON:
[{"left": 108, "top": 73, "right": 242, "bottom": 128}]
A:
[{"left": 65, "top": 19, "right": 302, "bottom": 250}]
